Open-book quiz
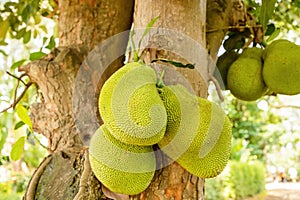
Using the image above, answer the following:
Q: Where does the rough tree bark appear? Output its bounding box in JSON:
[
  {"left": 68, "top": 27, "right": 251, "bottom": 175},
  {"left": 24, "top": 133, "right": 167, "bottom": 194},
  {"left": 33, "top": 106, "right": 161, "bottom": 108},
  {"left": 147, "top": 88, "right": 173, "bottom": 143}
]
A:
[{"left": 20, "top": 0, "right": 240, "bottom": 199}]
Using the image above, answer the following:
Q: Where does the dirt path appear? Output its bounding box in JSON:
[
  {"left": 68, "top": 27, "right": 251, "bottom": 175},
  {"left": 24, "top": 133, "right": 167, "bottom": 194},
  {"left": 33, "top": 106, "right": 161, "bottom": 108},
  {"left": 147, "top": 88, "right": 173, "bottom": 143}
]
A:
[{"left": 264, "top": 182, "right": 300, "bottom": 200}]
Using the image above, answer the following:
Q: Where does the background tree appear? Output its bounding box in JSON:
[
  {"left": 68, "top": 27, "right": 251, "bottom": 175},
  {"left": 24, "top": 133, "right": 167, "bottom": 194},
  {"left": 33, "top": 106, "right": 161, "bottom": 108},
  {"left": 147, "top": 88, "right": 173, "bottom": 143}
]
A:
[{"left": 0, "top": 0, "right": 299, "bottom": 199}]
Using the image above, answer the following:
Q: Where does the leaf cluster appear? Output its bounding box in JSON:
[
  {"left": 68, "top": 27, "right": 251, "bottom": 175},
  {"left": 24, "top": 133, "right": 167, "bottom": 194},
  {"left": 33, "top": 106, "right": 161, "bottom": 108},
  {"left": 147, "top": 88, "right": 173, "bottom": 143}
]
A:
[{"left": 0, "top": 0, "right": 57, "bottom": 45}]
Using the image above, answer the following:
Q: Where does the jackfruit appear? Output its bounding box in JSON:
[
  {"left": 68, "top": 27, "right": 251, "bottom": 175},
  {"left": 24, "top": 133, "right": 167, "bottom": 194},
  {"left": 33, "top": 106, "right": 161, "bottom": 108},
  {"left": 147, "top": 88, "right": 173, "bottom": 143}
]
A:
[
  {"left": 239, "top": 47, "right": 263, "bottom": 61},
  {"left": 99, "top": 62, "right": 167, "bottom": 146},
  {"left": 216, "top": 51, "right": 240, "bottom": 90},
  {"left": 227, "top": 57, "right": 267, "bottom": 101},
  {"left": 158, "top": 85, "right": 232, "bottom": 178},
  {"left": 263, "top": 39, "right": 300, "bottom": 95},
  {"left": 262, "top": 39, "right": 293, "bottom": 60},
  {"left": 89, "top": 125, "right": 156, "bottom": 195},
  {"left": 158, "top": 85, "right": 199, "bottom": 160}
]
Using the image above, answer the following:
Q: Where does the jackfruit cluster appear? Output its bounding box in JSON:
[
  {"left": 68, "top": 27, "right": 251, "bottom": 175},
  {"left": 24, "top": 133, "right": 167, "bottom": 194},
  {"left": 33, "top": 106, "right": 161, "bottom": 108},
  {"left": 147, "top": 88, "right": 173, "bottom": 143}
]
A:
[
  {"left": 218, "top": 39, "right": 300, "bottom": 101},
  {"left": 90, "top": 61, "right": 232, "bottom": 195}
]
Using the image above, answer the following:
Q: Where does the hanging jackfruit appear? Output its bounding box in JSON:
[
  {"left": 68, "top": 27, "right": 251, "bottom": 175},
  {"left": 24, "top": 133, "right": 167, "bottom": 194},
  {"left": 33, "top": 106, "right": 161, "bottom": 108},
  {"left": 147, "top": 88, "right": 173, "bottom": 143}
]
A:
[
  {"left": 99, "top": 62, "right": 167, "bottom": 146},
  {"left": 239, "top": 47, "right": 263, "bottom": 61},
  {"left": 227, "top": 56, "right": 267, "bottom": 101},
  {"left": 216, "top": 51, "right": 240, "bottom": 90},
  {"left": 89, "top": 125, "right": 156, "bottom": 195},
  {"left": 158, "top": 84, "right": 232, "bottom": 178},
  {"left": 263, "top": 39, "right": 300, "bottom": 95}
]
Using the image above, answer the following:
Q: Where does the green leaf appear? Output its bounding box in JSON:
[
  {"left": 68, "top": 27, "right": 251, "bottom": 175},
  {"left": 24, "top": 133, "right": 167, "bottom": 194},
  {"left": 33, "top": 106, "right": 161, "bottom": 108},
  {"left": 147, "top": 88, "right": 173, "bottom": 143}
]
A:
[
  {"left": 23, "top": 30, "right": 31, "bottom": 44},
  {"left": 11, "top": 59, "right": 27, "bottom": 70},
  {"left": 16, "top": 27, "right": 26, "bottom": 39},
  {"left": 10, "top": 136, "right": 25, "bottom": 161},
  {"left": 223, "top": 33, "right": 245, "bottom": 51},
  {"left": 151, "top": 59, "right": 195, "bottom": 69},
  {"left": 266, "top": 28, "right": 280, "bottom": 42},
  {"left": 138, "top": 16, "right": 160, "bottom": 50},
  {"left": 45, "top": 36, "right": 56, "bottom": 50},
  {"left": 265, "top": 24, "right": 275, "bottom": 36},
  {"left": 22, "top": 4, "right": 32, "bottom": 23},
  {"left": 14, "top": 121, "right": 25, "bottom": 130},
  {"left": 39, "top": 25, "right": 48, "bottom": 34},
  {"left": 0, "top": 41, "right": 8, "bottom": 46},
  {"left": 129, "top": 30, "right": 139, "bottom": 62},
  {"left": 16, "top": 104, "right": 32, "bottom": 131},
  {"left": 260, "top": 0, "right": 277, "bottom": 31},
  {"left": 0, "top": 19, "right": 10, "bottom": 41},
  {"left": 0, "top": 49, "right": 8, "bottom": 56},
  {"left": 34, "top": 14, "right": 41, "bottom": 24},
  {"left": 29, "top": 52, "right": 46, "bottom": 61}
]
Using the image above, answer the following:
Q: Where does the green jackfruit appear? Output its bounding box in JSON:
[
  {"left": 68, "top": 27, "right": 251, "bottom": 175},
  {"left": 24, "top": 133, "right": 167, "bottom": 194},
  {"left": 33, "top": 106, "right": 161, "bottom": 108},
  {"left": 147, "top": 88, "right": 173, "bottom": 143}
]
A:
[
  {"left": 227, "top": 57, "right": 267, "bottom": 101},
  {"left": 239, "top": 47, "right": 263, "bottom": 61},
  {"left": 216, "top": 51, "right": 240, "bottom": 90},
  {"left": 262, "top": 39, "right": 294, "bottom": 60},
  {"left": 99, "top": 62, "right": 167, "bottom": 146},
  {"left": 158, "top": 85, "right": 232, "bottom": 178},
  {"left": 89, "top": 125, "right": 156, "bottom": 195},
  {"left": 263, "top": 39, "right": 300, "bottom": 95}
]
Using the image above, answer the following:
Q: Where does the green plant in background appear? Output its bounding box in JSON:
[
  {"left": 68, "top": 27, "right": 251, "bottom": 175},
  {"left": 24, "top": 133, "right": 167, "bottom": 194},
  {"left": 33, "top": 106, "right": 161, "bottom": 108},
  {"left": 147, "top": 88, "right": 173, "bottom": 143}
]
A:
[
  {"left": 205, "top": 161, "right": 266, "bottom": 200},
  {"left": 225, "top": 95, "right": 268, "bottom": 161},
  {"left": 0, "top": 1, "right": 56, "bottom": 198}
]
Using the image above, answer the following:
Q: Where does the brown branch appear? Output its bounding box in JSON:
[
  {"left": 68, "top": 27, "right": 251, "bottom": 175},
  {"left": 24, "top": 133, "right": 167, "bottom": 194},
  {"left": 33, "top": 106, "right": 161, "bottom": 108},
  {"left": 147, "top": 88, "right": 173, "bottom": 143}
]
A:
[
  {"left": 270, "top": 104, "right": 300, "bottom": 109},
  {"left": 73, "top": 150, "right": 92, "bottom": 200},
  {"left": 206, "top": 24, "right": 262, "bottom": 33},
  {"left": 6, "top": 71, "right": 27, "bottom": 85},
  {"left": 31, "top": 132, "right": 48, "bottom": 150},
  {"left": 0, "top": 81, "right": 33, "bottom": 113},
  {"left": 208, "top": 74, "right": 224, "bottom": 102},
  {"left": 24, "top": 155, "right": 52, "bottom": 200}
]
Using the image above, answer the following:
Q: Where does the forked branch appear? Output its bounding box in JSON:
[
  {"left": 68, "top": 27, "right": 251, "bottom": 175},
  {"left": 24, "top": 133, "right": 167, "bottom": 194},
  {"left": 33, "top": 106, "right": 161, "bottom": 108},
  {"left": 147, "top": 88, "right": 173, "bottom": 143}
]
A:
[{"left": 0, "top": 72, "right": 33, "bottom": 113}]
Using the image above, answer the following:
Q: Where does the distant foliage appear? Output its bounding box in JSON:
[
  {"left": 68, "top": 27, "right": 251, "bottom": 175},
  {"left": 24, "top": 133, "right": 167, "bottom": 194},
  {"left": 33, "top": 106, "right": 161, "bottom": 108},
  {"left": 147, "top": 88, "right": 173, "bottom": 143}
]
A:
[{"left": 205, "top": 161, "right": 266, "bottom": 200}]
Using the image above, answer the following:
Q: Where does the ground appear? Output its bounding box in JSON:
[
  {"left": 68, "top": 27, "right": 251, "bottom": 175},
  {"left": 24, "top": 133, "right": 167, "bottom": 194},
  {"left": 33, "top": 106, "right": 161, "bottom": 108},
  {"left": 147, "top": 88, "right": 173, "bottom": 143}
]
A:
[
  {"left": 247, "top": 182, "right": 300, "bottom": 200},
  {"left": 264, "top": 182, "right": 300, "bottom": 200}
]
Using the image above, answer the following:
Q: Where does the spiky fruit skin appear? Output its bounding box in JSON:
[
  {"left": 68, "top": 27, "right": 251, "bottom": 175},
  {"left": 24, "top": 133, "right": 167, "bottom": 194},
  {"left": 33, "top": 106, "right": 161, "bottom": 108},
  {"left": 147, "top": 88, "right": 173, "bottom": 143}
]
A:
[
  {"left": 99, "top": 62, "right": 167, "bottom": 146},
  {"left": 89, "top": 126, "right": 156, "bottom": 195},
  {"left": 263, "top": 39, "right": 300, "bottom": 95},
  {"left": 158, "top": 85, "right": 232, "bottom": 178},
  {"left": 216, "top": 51, "right": 240, "bottom": 90},
  {"left": 227, "top": 57, "right": 267, "bottom": 101}
]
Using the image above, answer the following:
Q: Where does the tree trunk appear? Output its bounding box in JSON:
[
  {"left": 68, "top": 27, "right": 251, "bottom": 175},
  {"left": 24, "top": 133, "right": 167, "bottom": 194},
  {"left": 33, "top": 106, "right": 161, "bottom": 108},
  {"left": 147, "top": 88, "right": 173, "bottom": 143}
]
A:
[{"left": 21, "top": 0, "right": 236, "bottom": 199}]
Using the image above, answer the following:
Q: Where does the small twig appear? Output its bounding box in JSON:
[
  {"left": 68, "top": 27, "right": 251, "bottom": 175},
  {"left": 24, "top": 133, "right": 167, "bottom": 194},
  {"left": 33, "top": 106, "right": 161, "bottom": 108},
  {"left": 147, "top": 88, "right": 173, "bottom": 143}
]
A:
[
  {"left": 208, "top": 74, "right": 224, "bottom": 102},
  {"left": 206, "top": 24, "right": 262, "bottom": 33},
  {"left": 269, "top": 104, "right": 300, "bottom": 109},
  {"left": 24, "top": 155, "right": 52, "bottom": 200},
  {"left": 6, "top": 71, "right": 27, "bottom": 85},
  {"left": 31, "top": 132, "right": 48, "bottom": 150},
  {"left": 0, "top": 81, "right": 33, "bottom": 113}
]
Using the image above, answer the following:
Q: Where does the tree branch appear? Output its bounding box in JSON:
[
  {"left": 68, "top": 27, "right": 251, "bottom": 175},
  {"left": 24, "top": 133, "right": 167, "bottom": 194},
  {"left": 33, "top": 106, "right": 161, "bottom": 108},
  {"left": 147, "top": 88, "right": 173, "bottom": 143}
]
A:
[
  {"left": 24, "top": 155, "right": 52, "bottom": 200},
  {"left": 208, "top": 73, "right": 224, "bottom": 102},
  {"left": 270, "top": 104, "right": 300, "bottom": 109},
  {"left": 73, "top": 150, "right": 91, "bottom": 200},
  {"left": 206, "top": 24, "right": 262, "bottom": 33},
  {"left": 0, "top": 80, "right": 33, "bottom": 113}
]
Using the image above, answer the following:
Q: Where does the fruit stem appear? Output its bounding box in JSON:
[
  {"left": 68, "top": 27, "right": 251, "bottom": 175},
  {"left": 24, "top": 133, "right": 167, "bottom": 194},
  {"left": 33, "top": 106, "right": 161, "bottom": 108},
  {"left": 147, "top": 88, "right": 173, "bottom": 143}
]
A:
[{"left": 156, "top": 70, "right": 165, "bottom": 88}]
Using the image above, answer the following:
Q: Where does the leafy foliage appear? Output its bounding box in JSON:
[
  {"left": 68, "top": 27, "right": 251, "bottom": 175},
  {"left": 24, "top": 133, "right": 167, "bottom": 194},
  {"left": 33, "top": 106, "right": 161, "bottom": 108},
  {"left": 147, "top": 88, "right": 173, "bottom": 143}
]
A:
[
  {"left": 0, "top": 0, "right": 57, "bottom": 45},
  {"left": 205, "top": 161, "right": 266, "bottom": 200},
  {"left": 246, "top": 0, "right": 300, "bottom": 39},
  {"left": 224, "top": 95, "right": 267, "bottom": 161}
]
